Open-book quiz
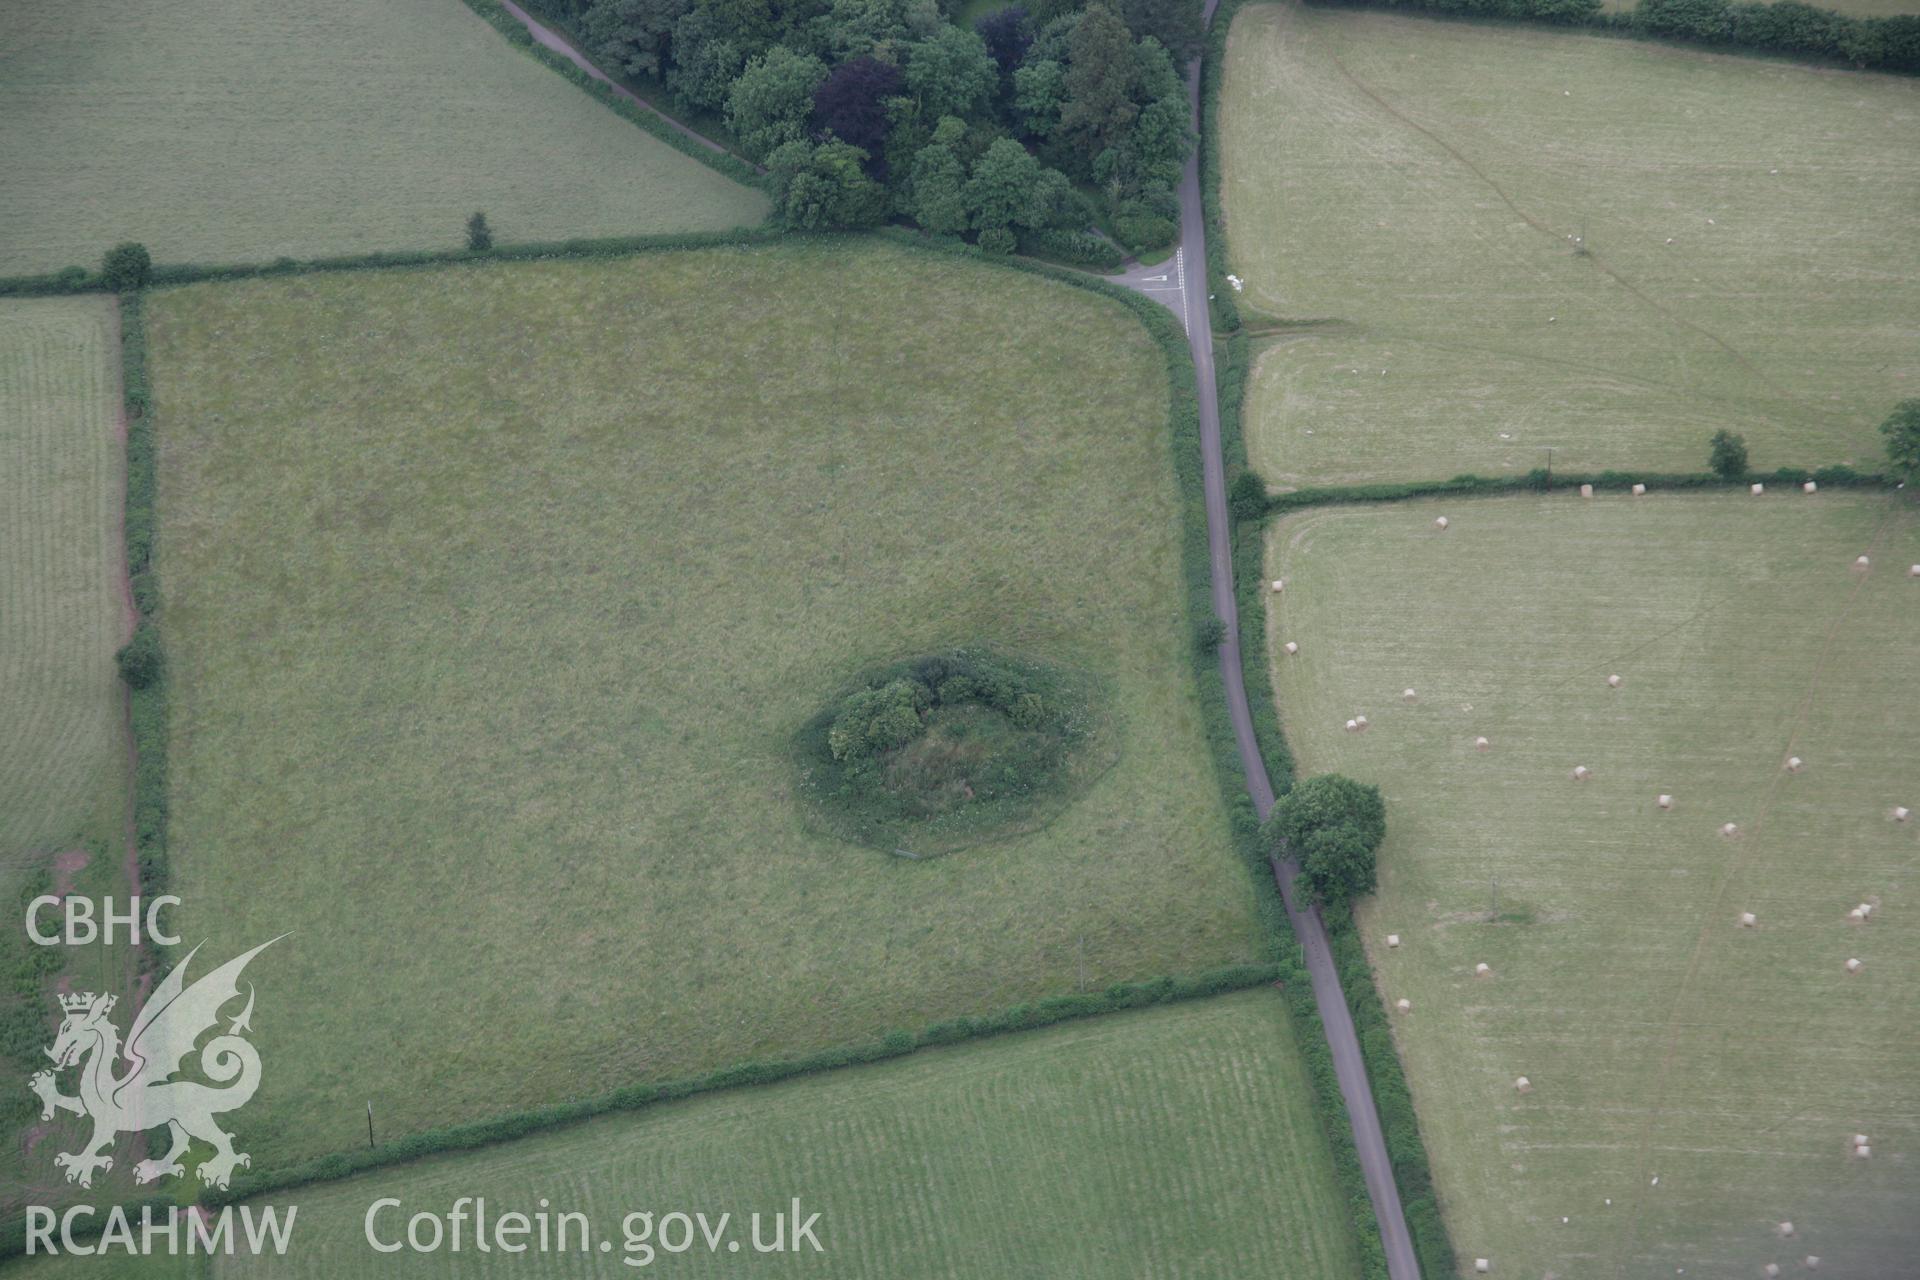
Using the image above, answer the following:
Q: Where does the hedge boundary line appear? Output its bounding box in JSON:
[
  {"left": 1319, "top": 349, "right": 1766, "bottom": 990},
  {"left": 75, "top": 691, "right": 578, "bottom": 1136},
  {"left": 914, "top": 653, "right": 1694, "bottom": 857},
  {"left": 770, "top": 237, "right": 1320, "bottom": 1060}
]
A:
[
  {"left": 119, "top": 296, "right": 169, "bottom": 907},
  {"left": 0, "top": 234, "right": 1362, "bottom": 1264},
  {"left": 1258, "top": 462, "right": 1890, "bottom": 518},
  {"left": 0, "top": 228, "right": 787, "bottom": 300},
  {"left": 1306, "top": 0, "right": 1920, "bottom": 73},
  {"left": 0, "top": 964, "right": 1283, "bottom": 1255},
  {"left": 452, "top": 0, "right": 768, "bottom": 189},
  {"left": 1200, "top": 0, "right": 1255, "bottom": 335}
]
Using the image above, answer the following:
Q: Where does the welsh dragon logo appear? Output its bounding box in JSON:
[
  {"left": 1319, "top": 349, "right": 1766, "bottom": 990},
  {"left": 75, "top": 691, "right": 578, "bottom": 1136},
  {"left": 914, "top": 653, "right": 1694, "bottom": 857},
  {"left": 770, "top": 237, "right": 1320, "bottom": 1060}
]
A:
[{"left": 28, "top": 937, "right": 281, "bottom": 1190}]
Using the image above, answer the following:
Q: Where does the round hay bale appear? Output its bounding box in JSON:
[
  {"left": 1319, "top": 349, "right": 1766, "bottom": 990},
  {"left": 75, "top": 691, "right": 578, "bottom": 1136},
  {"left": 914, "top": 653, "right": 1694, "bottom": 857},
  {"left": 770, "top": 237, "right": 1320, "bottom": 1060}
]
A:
[
  {"left": 1476, "top": 962, "right": 1492, "bottom": 976},
  {"left": 1855, "top": 555, "right": 1871, "bottom": 569},
  {"left": 1787, "top": 756, "right": 1804, "bottom": 773},
  {"left": 1849, "top": 907, "right": 1866, "bottom": 922},
  {"left": 1632, "top": 482, "right": 1647, "bottom": 496},
  {"left": 1514, "top": 1076, "right": 1532, "bottom": 1093},
  {"left": 1803, "top": 480, "right": 1818, "bottom": 493},
  {"left": 1857, "top": 1145, "right": 1872, "bottom": 1159},
  {"left": 1751, "top": 483, "right": 1766, "bottom": 495},
  {"left": 1434, "top": 516, "right": 1450, "bottom": 530},
  {"left": 1721, "top": 822, "right": 1739, "bottom": 837},
  {"left": 1658, "top": 794, "right": 1674, "bottom": 810},
  {"left": 1845, "top": 957, "right": 1863, "bottom": 973},
  {"left": 1858, "top": 903, "right": 1872, "bottom": 918},
  {"left": 1894, "top": 806, "right": 1911, "bottom": 822},
  {"left": 1271, "top": 579, "right": 1285, "bottom": 593},
  {"left": 1475, "top": 736, "right": 1491, "bottom": 751},
  {"left": 1345, "top": 719, "right": 1359, "bottom": 733},
  {"left": 1386, "top": 933, "right": 1401, "bottom": 948},
  {"left": 1396, "top": 998, "right": 1412, "bottom": 1013},
  {"left": 1475, "top": 1260, "right": 1491, "bottom": 1275},
  {"left": 1765, "top": 1264, "right": 1781, "bottom": 1278},
  {"left": 1573, "top": 765, "right": 1592, "bottom": 781},
  {"left": 1854, "top": 1133, "right": 1870, "bottom": 1146},
  {"left": 1804, "top": 1258, "right": 1820, "bottom": 1270},
  {"left": 1740, "top": 912, "right": 1757, "bottom": 927},
  {"left": 1403, "top": 688, "right": 1418, "bottom": 703},
  {"left": 1283, "top": 641, "right": 1299, "bottom": 656},
  {"left": 1580, "top": 483, "right": 1594, "bottom": 498},
  {"left": 1909, "top": 564, "right": 1920, "bottom": 578},
  {"left": 1777, "top": 1222, "right": 1796, "bottom": 1238},
  {"left": 1607, "top": 674, "right": 1623, "bottom": 688},
  {"left": 1355, "top": 715, "right": 1369, "bottom": 730}
]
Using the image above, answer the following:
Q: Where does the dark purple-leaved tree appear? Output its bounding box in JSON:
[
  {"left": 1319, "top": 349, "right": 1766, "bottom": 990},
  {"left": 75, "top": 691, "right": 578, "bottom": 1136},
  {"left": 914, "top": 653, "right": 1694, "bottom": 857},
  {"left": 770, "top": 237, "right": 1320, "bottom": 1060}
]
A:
[{"left": 811, "top": 55, "right": 905, "bottom": 159}]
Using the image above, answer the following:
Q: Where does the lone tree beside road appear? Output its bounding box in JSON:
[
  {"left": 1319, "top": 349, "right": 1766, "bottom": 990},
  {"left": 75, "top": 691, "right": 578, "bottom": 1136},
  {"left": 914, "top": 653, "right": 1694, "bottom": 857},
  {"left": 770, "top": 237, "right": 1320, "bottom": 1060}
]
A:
[
  {"left": 1881, "top": 399, "right": 1920, "bottom": 486},
  {"left": 1264, "top": 773, "right": 1387, "bottom": 907}
]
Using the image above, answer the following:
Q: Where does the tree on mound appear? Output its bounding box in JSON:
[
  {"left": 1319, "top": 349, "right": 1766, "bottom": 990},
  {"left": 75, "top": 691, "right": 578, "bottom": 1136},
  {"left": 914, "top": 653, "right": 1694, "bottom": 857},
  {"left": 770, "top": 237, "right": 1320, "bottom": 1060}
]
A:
[
  {"left": 1264, "top": 774, "right": 1386, "bottom": 907},
  {"left": 796, "top": 650, "right": 1115, "bottom": 856}
]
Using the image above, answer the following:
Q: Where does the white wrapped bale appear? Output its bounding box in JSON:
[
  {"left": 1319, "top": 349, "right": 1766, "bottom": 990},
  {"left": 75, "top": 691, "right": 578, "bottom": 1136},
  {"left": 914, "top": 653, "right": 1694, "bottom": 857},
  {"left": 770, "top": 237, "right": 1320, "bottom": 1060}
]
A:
[
  {"left": 1396, "top": 998, "right": 1412, "bottom": 1013},
  {"left": 1271, "top": 579, "right": 1285, "bottom": 592},
  {"left": 1858, "top": 1146, "right": 1872, "bottom": 1159},
  {"left": 1895, "top": 806, "right": 1911, "bottom": 822},
  {"left": 1740, "top": 912, "right": 1757, "bottom": 927},
  {"left": 1476, "top": 962, "right": 1492, "bottom": 976},
  {"left": 1386, "top": 934, "right": 1401, "bottom": 948},
  {"left": 1846, "top": 957, "right": 1863, "bottom": 973},
  {"left": 1803, "top": 480, "right": 1818, "bottom": 493},
  {"left": 1607, "top": 674, "right": 1623, "bottom": 688},
  {"left": 1355, "top": 715, "right": 1369, "bottom": 731},
  {"left": 1632, "top": 483, "right": 1647, "bottom": 496},
  {"left": 1858, "top": 903, "right": 1873, "bottom": 918},
  {"left": 1403, "top": 688, "right": 1419, "bottom": 703},
  {"left": 1805, "top": 1258, "right": 1820, "bottom": 1270},
  {"left": 1777, "top": 1222, "right": 1795, "bottom": 1238},
  {"left": 1580, "top": 483, "right": 1594, "bottom": 498},
  {"left": 1572, "top": 765, "right": 1592, "bottom": 781},
  {"left": 1855, "top": 555, "right": 1871, "bottom": 569},
  {"left": 1475, "top": 736, "right": 1491, "bottom": 750},
  {"left": 1284, "top": 641, "right": 1299, "bottom": 656},
  {"left": 1910, "top": 564, "right": 1920, "bottom": 578},
  {"left": 1849, "top": 907, "right": 1866, "bottom": 922},
  {"left": 1751, "top": 483, "right": 1765, "bottom": 495},
  {"left": 1434, "top": 516, "right": 1450, "bottom": 530},
  {"left": 1475, "top": 1261, "right": 1490, "bottom": 1275},
  {"left": 1855, "top": 1133, "right": 1870, "bottom": 1146},
  {"left": 1722, "top": 822, "right": 1739, "bottom": 837},
  {"left": 1515, "top": 1076, "right": 1532, "bottom": 1093},
  {"left": 1786, "top": 756, "right": 1805, "bottom": 773},
  {"left": 1658, "top": 794, "right": 1674, "bottom": 810},
  {"left": 1346, "top": 719, "right": 1359, "bottom": 732}
]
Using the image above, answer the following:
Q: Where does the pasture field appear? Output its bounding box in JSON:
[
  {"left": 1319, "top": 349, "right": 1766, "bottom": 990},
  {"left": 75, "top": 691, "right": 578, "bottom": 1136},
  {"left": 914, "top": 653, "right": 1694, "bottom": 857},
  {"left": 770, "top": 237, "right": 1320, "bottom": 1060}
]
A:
[
  {"left": 1220, "top": 3, "right": 1920, "bottom": 488},
  {"left": 0, "top": 297, "right": 143, "bottom": 1215},
  {"left": 143, "top": 241, "right": 1265, "bottom": 1168},
  {"left": 216, "top": 993, "right": 1361, "bottom": 1279},
  {"left": 0, "top": 0, "right": 766, "bottom": 278},
  {"left": 1264, "top": 491, "right": 1920, "bottom": 1275}
]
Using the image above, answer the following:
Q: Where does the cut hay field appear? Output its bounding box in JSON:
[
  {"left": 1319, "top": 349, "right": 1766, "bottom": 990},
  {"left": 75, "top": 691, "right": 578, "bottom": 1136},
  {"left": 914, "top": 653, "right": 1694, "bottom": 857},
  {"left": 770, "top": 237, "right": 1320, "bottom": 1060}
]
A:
[
  {"left": 1264, "top": 491, "right": 1920, "bottom": 1276},
  {"left": 0, "top": 298, "right": 139, "bottom": 1213},
  {"left": 0, "top": 0, "right": 766, "bottom": 278},
  {"left": 1220, "top": 3, "right": 1920, "bottom": 489},
  {"left": 143, "top": 241, "right": 1265, "bottom": 1169},
  {"left": 217, "top": 993, "right": 1361, "bottom": 1279}
]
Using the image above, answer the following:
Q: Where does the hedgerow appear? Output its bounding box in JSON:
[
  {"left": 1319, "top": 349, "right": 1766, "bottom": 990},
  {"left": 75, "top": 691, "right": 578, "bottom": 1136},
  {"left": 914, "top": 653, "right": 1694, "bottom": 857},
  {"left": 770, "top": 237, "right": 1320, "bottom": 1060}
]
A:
[{"left": 1308, "top": 0, "right": 1920, "bottom": 74}]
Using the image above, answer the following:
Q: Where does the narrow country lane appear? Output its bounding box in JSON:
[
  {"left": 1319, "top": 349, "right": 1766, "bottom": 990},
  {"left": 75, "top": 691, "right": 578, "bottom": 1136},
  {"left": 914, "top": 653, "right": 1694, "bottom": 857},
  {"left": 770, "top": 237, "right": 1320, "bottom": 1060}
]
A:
[
  {"left": 493, "top": 2, "right": 1423, "bottom": 1271},
  {"left": 1118, "top": 4, "right": 1426, "bottom": 1275}
]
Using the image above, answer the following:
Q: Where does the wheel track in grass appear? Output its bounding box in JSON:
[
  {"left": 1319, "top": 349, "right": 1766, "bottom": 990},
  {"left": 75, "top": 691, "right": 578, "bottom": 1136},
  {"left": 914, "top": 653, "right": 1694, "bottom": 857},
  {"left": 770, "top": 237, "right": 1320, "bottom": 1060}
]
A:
[{"left": 1606, "top": 504, "right": 1904, "bottom": 1274}]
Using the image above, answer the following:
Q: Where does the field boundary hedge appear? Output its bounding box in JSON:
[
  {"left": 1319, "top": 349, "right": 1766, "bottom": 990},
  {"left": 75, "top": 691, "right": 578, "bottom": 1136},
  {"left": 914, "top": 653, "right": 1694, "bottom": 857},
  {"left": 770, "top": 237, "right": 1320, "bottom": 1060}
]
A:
[
  {"left": 1257, "top": 463, "right": 1890, "bottom": 516},
  {"left": 452, "top": 0, "right": 768, "bottom": 189},
  {"left": 1304, "top": 0, "right": 1920, "bottom": 74},
  {"left": 119, "top": 296, "right": 169, "bottom": 906},
  {"left": 0, "top": 229, "right": 787, "bottom": 300}
]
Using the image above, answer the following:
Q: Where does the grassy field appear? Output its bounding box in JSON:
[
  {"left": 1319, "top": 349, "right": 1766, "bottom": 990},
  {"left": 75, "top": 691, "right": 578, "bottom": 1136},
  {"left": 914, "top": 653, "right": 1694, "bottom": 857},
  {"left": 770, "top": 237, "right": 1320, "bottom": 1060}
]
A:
[
  {"left": 1265, "top": 491, "right": 1920, "bottom": 1276},
  {"left": 0, "top": 299, "right": 128, "bottom": 890},
  {"left": 143, "top": 241, "right": 1264, "bottom": 1169},
  {"left": 1220, "top": 3, "right": 1920, "bottom": 488},
  {"left": 212, "top": 993, "right": 1360, "bottom": 1279},
  {"left": 0, "top": 299, "right": 147, "bottom": 1214},
  {"left": 0, "top": 0, "right": 766, "bottom": 278}
]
